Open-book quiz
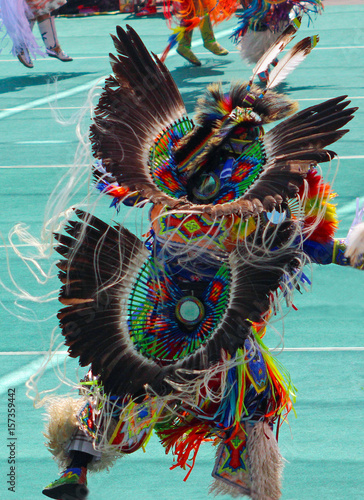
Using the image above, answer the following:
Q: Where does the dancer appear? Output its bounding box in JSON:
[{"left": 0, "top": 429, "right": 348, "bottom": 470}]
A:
[
  {"left": 0, "top": 0, "right": 72, "bottom": 68},
  {"left": 136, "top": 0, "right": 157, "bottom": 16},
  {"left": 161, "top": 0, "right": 238, "bottom": 66},
  {"left": 40, "top": 25, "right": 363, "bottom": 500},
  {"left": 233, "top": 0, "right": 323, "bottom": 81}
]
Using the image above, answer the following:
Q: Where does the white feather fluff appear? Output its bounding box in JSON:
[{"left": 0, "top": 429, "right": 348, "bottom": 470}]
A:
[
  {"left": 239, "top": 25, "right": 287, "bottom": 66},
  {"left": 345, "top": 222, "right": 364, "bottom": 268},
  {"left": 0, "top": 0, "right": 43, "bottom": 57},
  {"left": 247, "top": 421, "right": 284, "bottom": 500}
]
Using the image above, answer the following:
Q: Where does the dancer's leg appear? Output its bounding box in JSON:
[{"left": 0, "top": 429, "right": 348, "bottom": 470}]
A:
[
  {"left": 42, "top": 428, "right": 98, "bottom": 499},
  {"left": 37, "top": 14, "right": 72, "bottom": 62},
  {"left": 177, "top": 29, "right": 201, "bottom": 66},
  {"left": 200, "top": 15, "right": 228, "bottom": 56}
]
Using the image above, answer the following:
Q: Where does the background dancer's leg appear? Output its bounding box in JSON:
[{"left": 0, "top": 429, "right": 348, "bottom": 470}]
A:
[
  {"left": 200, "top": 15, "right": 228, "bottom": 56},
  {"left": 37, "top": 14, "right": 73, "bottom": 62},
  {"left": 177, "top": 29, "right": 201, "bottom": 66}
]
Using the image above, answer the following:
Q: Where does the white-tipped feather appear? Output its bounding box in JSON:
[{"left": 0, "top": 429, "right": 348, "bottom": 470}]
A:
[
  {"left": 345, "top": 222, "right": 364, "bottom": 268},
  {"left": 265, "top": 35, "right": 319, "bottom": 91},
  {"left": 249, "top": 17, "right": 302, "bottom": 84}
]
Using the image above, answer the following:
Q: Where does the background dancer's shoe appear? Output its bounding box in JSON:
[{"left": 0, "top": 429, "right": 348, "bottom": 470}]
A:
[
  {"left": 203, "top": 40, "right": 229, "bottom": 56},
  {"left": 176, "top": 45, "right": 201, "bottom": 66},
  {"left": 46, "top": 48, "right": 73, "bottom": 62},
  {"left": 17, "top": 49, "right": 33, "bottom": 68}
]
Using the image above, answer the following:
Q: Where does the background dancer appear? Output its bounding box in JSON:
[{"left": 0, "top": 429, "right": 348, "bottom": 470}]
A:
[
  {"left": 0, "top": 0, "right": 72, "bottom": 68},
  {"left": 161, "top": 0, "right": 238, "bottom": 66},
  {"left": 232, "top": 0, "right": 322, "bottom": 81}
]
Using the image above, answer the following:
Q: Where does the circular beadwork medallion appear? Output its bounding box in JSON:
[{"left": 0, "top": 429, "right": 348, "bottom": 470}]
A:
[
  {"left": 175, "top": 296, "right": 205, "bottom": 326},
  {"left": 193, "top": 173, "right": 221, "bottom": 201}
]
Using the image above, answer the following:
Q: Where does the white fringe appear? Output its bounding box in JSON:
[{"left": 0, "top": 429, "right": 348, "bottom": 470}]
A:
[
  {"left": 43, "top": 396, "right": 124, "bottom": 473},
  {"left": 210, "top": 477, "right": 250, "bottom": 498},
  {"left": 43, "top": 397, "right": 86, "bottom": 470},
  {"left": 0, "top": 0, "right": 43, "bottom": 57},
  {"left": 247, "top": 422, "right": 283, "bottom": 500}
]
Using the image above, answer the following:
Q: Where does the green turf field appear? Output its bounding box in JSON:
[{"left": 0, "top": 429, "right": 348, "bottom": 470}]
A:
[{"left": 0, "top": 2, "right": 363, "bottom": 499}]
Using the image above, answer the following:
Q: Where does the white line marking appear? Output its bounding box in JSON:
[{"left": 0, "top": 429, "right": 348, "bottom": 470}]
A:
[
  {"left": 0, "top": 164, "right": 88, "bottom": 169},
  {"left": 0, "top": 107, "right": 84, "bottom": 111},
  {"left": 1, "top": 155, "right": 363, "bottom": 170},
  {"left": 0, "top": 351, "right": 68, "bottom": 355},
  {"left": 1, "top": 45, "right": 363, "bottom": 63},
  {"left": 272, "top": 347, "right": 364, "bottom": 352},
  {"left": 0, "top": 55, "right": 108, "bottom": 62},
  {"left": 0, "top": 76, "right": 105, "bottom": 121},
  {"left": 0, "top": 352, "right": 68, "bottom": 395},
  {"left": 0, "top": 18, "right": 363, "bottom": 122},
  {"left": 0, "top": 27, "right": 234, "bottom": 121},
  {"left": 0, "top": 347, "right": 363, "bottom": 356},
  {"left": 0, "top": 345, "right": 362, "bottom": 393},
  {"left": 17, "top": 140, "right": 69, "bottom": 144}
]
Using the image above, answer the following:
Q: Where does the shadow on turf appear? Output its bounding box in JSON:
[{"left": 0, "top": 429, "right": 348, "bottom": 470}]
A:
[
  {"left": 270, "top": 82, "right": 335, "bottom": 95},
  {"left": 0, "top": 72, "right": 97, "bottom": 94},
  {"left": 170, "top": 57, "right": 230, "bottom": 81},
  {"left": 169, "top": 58, "right": 232, "bottom": 113},
  {"left": 123, "top": 13, "right": 167, "bottom": 20},
  {"left": 169, "top": 63, "right": 332, "bottom": 113}
]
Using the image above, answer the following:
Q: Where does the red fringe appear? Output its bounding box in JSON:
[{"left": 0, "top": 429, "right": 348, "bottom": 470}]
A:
[
  {"left": 299, "top": 170, "right": 332, "bottom": 199},
  {"left": 159, "top": 422, "right": 213, "bottom": 480},
  {"left": 165, "top": 0, "right": 238, "bottom": 27},
  {"left": 304, "top": 216, "right": 337, "bottom": 243}
]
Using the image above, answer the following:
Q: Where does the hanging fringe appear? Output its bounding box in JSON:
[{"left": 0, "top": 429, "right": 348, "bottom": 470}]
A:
[
  {"left": 247, "top": 421, "right": 284, "bottom": 500},
  {"left": 158, "top": 421, "right": 214, "bottom": 480},
  {"left": 0, "top": 0, "right": 44, "bottom": 58}
]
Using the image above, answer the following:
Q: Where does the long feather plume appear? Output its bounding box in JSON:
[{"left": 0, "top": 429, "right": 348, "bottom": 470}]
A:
[
  {"left": 248, "top": 17, "right": 302, "bottom": 87},
  {"left": 264, "top": 35, "right": 319, "bottom": 92}
]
